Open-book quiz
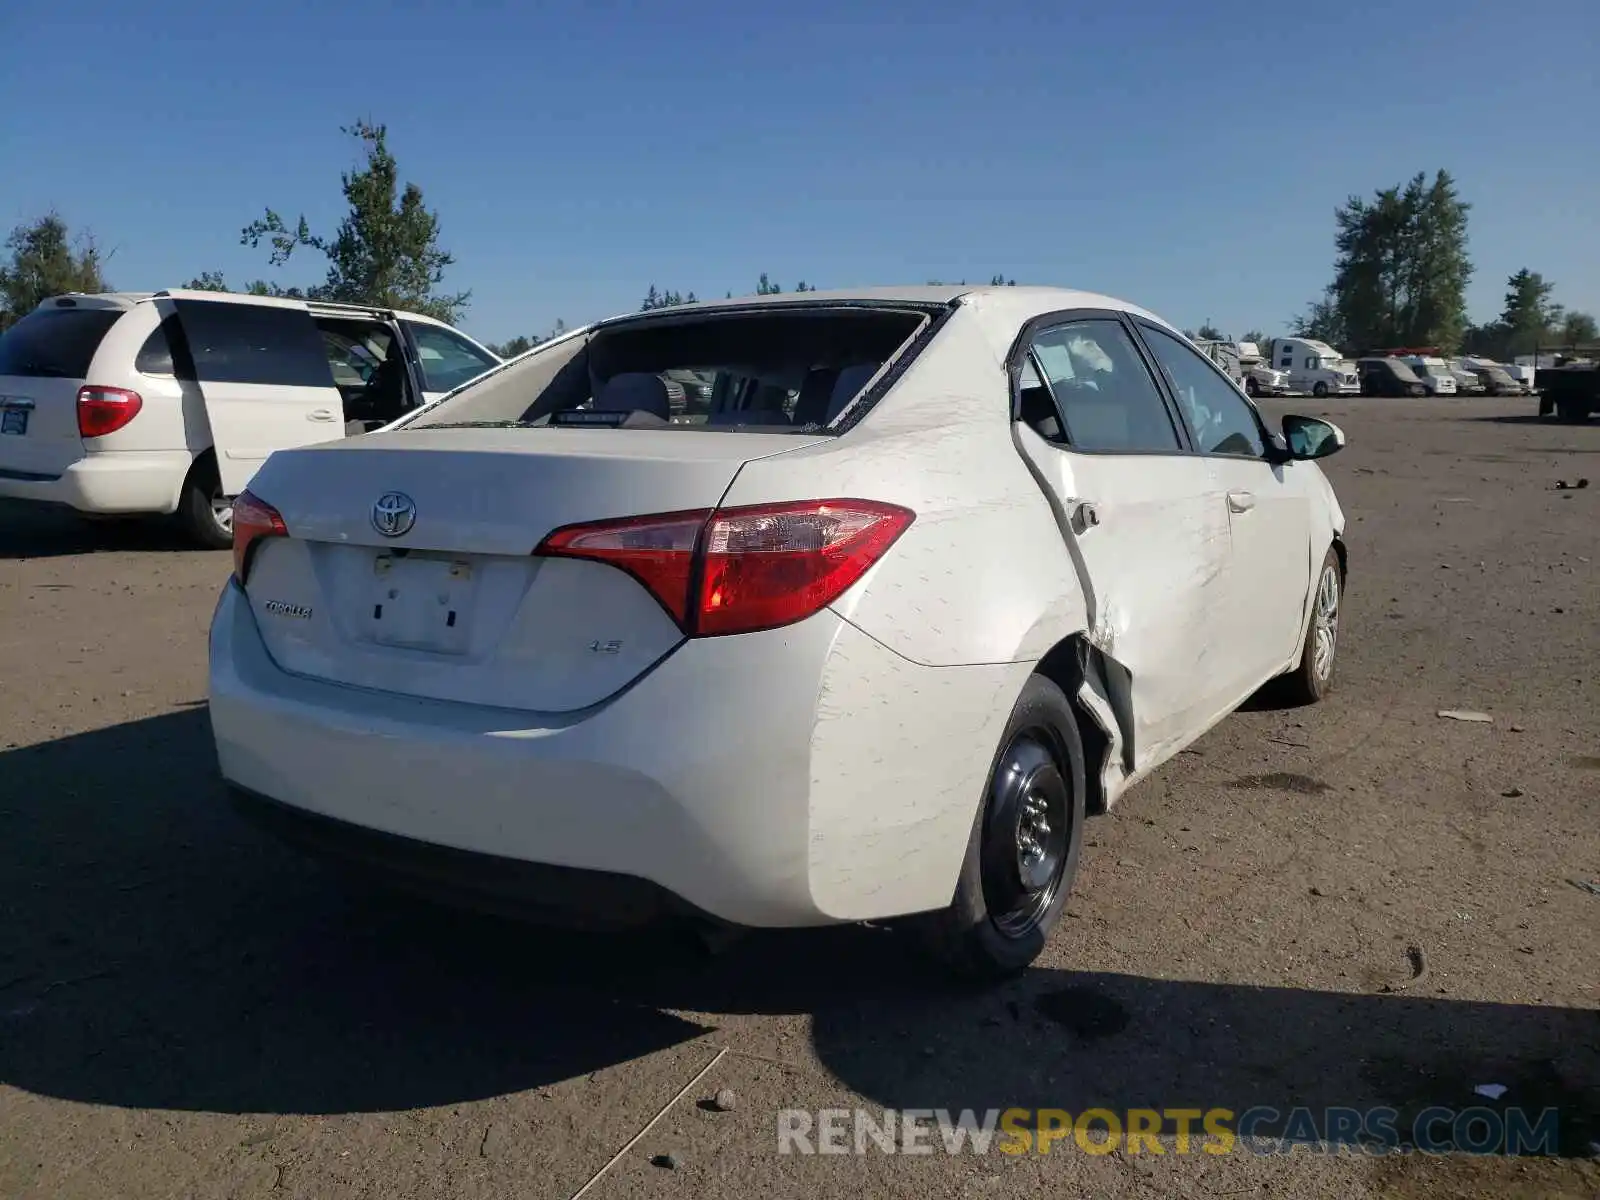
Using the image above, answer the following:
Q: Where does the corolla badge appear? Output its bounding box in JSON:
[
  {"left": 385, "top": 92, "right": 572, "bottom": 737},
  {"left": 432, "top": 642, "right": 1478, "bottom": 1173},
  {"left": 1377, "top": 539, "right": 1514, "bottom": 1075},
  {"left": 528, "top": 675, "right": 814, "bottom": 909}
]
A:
[{"left": 371, "top": 491, "right": 417, "bottom": 538}]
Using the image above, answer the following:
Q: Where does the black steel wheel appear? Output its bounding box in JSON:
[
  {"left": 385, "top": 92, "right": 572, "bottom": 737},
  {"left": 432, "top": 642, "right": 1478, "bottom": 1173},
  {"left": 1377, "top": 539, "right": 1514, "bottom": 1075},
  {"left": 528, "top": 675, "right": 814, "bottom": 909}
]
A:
[
  {"left": 980, "top": 728, "right": 1072, "bottom": 939},
  {"left": 917, "top": 674, "right": 1086, "bottom": 981}
]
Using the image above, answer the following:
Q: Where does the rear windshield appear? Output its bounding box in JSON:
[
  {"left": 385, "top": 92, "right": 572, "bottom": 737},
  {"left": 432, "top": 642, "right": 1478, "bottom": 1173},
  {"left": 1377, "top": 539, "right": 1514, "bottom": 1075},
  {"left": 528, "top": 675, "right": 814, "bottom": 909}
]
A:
[
  {"left": 402, "top": 306, "right": 931, "bottom": 433},
  {"left": 0, "top": 306, "right": 123, "bottom": 379}
]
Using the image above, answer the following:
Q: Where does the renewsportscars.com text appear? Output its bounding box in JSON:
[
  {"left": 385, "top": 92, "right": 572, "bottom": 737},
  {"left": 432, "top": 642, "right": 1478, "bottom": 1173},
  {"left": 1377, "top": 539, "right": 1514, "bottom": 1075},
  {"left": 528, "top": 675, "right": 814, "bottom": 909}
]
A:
[{"left": 776, "top": 1106, "right": 1562, "bottom": 1157}]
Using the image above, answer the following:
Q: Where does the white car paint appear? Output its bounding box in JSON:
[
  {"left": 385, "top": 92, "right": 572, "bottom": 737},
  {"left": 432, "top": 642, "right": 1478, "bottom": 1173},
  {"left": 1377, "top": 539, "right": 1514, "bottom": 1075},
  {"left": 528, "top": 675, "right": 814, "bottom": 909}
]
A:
[
  {"left": 0, "top": 290, "right": 500, "bottom": 527},
  {"left": 208, "top": 285, "right": 1347, "bottom": 947}
]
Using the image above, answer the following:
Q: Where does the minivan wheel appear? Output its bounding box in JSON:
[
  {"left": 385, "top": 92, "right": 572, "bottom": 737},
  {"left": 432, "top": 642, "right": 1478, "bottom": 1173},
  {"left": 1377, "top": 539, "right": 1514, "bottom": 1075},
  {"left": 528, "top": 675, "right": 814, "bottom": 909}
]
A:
[
  {"left": 177, "top": 460, "right": 234, "bottom": 550},
  {"left": 916, "top": 675, "right": 1086, "bottom": 981}
]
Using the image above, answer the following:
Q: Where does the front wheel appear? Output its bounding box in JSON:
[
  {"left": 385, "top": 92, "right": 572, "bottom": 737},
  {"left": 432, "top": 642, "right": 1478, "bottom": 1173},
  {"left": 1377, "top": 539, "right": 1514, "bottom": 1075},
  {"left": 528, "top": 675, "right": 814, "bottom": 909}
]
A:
[
  {"left": 1281, "top": 547, "right": 1342, "bottom": 705},
  {"left": 1312, "top": 381, "right": 1330, "bottom": 398},
  {"left": 916, "top": 675, "right": 1086, "bottom": 981},
  {"left": 176, "top": 459, "right": 234, "bottom": 550},
  {"left": 1245, "top": 377, "right": 1260, "bottom": 397}
]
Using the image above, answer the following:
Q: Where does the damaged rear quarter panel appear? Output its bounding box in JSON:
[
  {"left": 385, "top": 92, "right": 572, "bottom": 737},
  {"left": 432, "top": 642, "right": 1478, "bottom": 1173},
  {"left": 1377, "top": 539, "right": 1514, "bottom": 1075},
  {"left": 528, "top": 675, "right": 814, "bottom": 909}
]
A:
[{"left": 805, "top": 621, "right": 1032, "bottom": 920}]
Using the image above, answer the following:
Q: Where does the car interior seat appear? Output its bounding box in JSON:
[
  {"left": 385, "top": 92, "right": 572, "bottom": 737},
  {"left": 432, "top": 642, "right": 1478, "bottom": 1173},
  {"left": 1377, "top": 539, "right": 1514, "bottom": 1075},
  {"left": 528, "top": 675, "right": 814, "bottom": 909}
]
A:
[
  {"left": 791, "top": 367, "right": 841, "bottom": 427},
  {"left": 594, "top": 372, "right": 671, "bottom": 420},
  {"left": 825, "top": 363, "right": 881, "bottom": 423},
  {"left": 349, "top": 353, "right": 409, "bottom": 428}
]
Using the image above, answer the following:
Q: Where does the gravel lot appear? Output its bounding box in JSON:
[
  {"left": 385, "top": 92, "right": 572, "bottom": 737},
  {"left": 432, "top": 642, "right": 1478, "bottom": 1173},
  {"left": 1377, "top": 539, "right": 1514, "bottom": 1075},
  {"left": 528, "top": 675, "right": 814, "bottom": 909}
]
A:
[{"left": 1, "top": 397, "right": 1596, "bottom": 1200}]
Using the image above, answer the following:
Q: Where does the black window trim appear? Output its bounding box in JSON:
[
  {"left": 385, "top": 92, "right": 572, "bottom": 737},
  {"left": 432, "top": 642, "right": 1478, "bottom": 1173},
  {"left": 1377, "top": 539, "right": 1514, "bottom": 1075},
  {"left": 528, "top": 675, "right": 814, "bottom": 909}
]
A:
[
  {"left": 1126, "top": 316, "right": 1279, "bottom": 463},
  {"left": 1005, "top": 306, "right": 1196, "bottom": 458}
]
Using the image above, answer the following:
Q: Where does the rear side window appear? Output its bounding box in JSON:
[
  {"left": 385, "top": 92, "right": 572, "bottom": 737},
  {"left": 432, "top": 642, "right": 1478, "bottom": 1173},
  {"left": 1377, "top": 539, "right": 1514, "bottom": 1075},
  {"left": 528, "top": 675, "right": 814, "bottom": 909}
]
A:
[
  {"left": 0, "top": 307, "right": 122, "bottom": 379},
  {"left": 168, "top": 300, "right": 334, "bottom": 388},
  {"left": 1026, "top": 320, "right": 1183, "bottom": 453},
  {"left": 135, "top": 316, "right": 198, "bottom": 379}
]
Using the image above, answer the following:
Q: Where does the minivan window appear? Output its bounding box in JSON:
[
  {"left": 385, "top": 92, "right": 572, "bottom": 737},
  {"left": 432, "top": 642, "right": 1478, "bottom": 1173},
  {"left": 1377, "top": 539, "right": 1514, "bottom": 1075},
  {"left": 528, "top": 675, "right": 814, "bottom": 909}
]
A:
[
  {"left": 168, "top": 300, "right": 335, "bottom": 389},
  {"left": 135, "top": 315, "right": 198, "bottom": 379},
  {"left": 0, "top": 307, "right": 123, "bottom": 379},
  {"left": 404, "top": 322, "right": 499, "bottom": 393}
]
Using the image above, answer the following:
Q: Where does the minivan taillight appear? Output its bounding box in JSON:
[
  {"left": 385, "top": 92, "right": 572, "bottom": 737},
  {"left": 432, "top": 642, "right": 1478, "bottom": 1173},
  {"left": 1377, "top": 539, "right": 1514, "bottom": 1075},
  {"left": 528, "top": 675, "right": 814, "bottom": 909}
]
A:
[
  {"left": 232, "top": 490, "right": 287, "bottom": 583},
  {"left": 76, "top": 386, "right": 143, "bottom": 438},
  {"left": 537, "top": 499, "right": 915, "bottom": 637}
]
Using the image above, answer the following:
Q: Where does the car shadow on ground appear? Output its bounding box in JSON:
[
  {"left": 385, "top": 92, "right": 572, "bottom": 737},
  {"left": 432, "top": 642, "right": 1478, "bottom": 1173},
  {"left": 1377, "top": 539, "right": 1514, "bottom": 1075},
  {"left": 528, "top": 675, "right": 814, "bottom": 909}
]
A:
[
  {"left": 1, "top": 710, "right": 1595, "bottom": 1158},
  {"left": 0, "top": 501, "right": 206, "bottom": 559},
  {"left": 1459, "top": 413, "right": 1560, "bottom": 426}
]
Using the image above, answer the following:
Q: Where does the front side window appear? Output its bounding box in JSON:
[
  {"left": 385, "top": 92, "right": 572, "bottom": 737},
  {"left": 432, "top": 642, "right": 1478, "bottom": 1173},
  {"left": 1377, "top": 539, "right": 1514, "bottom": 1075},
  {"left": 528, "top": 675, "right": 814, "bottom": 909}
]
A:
[
  {"left": 321, "top": 327, "right": 393, "bottom": 387},
  {"left": 1139, "top": 324, "right": 1265, "bottom": 458},
  {"left": 1026, "top": 319, "right": 1182, "bottom": 453},
  {"left": 404, "top": 322, "right": 499, "bottom": 393}
]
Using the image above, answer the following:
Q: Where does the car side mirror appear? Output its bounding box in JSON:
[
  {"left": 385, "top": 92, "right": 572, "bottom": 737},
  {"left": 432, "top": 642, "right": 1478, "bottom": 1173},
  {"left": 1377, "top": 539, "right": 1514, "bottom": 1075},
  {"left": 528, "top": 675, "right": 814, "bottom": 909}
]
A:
[{"left": 1281, "top": 414, "right": 1345, "bottom": 461}]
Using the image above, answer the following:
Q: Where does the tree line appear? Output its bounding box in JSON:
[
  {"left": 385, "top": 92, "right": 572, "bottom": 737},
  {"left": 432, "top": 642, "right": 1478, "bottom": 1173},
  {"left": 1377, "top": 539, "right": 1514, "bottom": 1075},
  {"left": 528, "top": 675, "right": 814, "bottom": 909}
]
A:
[
  {"left": 4, "top": 130, "right": 1592, "bottom": 364},
  {"left": 1282, "top": 168, "right": 1594, "bottom": 358}
]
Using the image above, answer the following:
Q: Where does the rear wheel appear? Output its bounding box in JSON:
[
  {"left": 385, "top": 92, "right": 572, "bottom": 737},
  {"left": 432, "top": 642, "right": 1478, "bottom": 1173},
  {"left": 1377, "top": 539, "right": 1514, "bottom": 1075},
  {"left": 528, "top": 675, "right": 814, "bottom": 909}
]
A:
[
  {"left": 917, "top": 675, "right": 1086, "bottom": 981},
  {"left": 176, "top": 457, "right": 233, "bottom": 550},
  {"left": 1281, "top": 546, "right": 1342, "bottom": 705}
]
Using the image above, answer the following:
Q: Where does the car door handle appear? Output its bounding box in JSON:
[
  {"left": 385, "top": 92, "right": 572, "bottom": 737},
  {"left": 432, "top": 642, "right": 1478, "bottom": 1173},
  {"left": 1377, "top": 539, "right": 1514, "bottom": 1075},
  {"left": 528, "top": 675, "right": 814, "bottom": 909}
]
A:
[
  {"left": 1227, "top": 490, "right": 1255, "bottom": 513},
  {"left": 308, "top": 408, "right": 338, "bottom": 422},
  {"left": 1070, "top": 500, "right": 1101, "bottom": 531}
]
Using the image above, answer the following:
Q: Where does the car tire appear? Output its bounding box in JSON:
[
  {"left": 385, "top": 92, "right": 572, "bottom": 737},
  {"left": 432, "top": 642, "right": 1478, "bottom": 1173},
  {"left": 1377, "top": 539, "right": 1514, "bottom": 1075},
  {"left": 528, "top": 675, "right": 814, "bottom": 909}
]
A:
[
  {"left": 1312, "top": 382, "right": 1329, "bottom": 398},
  {"left": 915, "top": 675, "right": 1086, "bottom": 982},
  {"left": 177, "top": 457, "right": 234, "bottom": 550},
  {"left": 1281, "top": 546, "right": 1342, "bottom": 705},
  {"left": 1245, "top": 377, "right": 1260, "bottom": 397}
]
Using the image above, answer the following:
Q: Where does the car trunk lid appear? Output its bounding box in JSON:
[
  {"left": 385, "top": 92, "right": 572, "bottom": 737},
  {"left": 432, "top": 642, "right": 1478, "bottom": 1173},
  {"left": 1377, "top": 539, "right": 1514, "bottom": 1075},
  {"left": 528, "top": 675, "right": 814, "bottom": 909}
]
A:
[{"left": 238, "top": 426, "right": 824, "bottom": 712}]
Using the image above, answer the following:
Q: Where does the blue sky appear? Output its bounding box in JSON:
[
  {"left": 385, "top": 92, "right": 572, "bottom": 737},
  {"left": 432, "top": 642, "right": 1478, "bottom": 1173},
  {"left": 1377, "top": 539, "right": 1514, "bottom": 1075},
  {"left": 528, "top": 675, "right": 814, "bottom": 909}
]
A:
[{"left": 2, "top": 0, "right": 1596, "bottom": 345}]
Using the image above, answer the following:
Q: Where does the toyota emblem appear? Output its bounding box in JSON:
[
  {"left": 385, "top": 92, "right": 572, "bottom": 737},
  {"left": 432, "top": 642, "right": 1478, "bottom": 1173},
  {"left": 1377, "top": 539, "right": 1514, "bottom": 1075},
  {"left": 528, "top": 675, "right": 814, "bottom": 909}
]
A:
[{"left": 371, "top": 492, "right": 417, "bottom": 538}]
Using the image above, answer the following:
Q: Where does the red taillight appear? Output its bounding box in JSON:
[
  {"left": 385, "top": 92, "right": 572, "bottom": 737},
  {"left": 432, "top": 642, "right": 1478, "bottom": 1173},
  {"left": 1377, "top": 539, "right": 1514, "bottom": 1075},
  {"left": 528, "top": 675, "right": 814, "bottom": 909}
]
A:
[
  {"left": 76, "top": 386, "right": 143, "bottom": 438},
  {"left": 536, "top": 499, "right": 915, "bottom": 637},
  {"left": 537, "top": 508, "right": 710, "bottom": 627},
  {"left": 232, "top": 490, "right": 287, "bottom": 582}
]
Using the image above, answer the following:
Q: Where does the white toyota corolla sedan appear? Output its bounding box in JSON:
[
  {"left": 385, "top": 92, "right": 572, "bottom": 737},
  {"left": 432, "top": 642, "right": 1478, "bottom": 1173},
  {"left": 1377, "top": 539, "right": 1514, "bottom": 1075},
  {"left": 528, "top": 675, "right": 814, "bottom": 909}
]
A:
[{"left": 209, "top": 285, "right": 1348, "bottom": 978}]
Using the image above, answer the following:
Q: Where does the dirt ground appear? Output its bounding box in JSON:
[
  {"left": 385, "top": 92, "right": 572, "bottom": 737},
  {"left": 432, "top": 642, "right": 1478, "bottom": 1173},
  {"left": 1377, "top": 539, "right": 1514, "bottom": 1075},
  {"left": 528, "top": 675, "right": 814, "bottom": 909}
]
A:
[{"left": 0, "top": 396, "right": 1596, "bottom": 1200}]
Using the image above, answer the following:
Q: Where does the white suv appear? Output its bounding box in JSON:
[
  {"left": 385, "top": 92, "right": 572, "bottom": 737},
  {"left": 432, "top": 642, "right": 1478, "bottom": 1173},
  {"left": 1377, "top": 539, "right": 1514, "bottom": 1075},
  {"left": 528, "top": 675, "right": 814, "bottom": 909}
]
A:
[{"left": 0, "top": 289, "right": 500, "bottom": 547}]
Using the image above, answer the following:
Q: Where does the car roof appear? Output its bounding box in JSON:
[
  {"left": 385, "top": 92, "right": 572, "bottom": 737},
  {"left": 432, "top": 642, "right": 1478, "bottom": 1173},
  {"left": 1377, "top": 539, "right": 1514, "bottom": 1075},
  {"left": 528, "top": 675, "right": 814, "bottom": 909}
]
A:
[
  {"left": 606, "top": 283, "right": 1154, "bottom": 317},
  {"left": 586, "top": 285, "right": 1178, "bottom": 355},
  {"left": 32, "top": 291, "right": 453, "bottom": 326}
]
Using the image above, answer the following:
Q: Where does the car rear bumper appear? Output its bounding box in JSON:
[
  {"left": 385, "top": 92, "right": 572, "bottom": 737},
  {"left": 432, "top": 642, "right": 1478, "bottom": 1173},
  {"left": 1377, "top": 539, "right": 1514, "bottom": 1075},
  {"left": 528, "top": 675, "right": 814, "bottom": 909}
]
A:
[
  {"left": 0, "top": 450, "right": 190, "bottom": 514},
  {"left": 227, "top": 782, "right": 707, "bottom": 928},
  {"left": 208, "top": 580, "right": 1026, "bottom": 928}
]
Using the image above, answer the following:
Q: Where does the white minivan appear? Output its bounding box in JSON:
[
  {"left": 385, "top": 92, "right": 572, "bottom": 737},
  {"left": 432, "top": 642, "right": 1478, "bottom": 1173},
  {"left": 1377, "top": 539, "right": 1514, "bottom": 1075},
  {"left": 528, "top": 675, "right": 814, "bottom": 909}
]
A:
[{"left": 0, "top": 290, "right": 501, "bottom": 547}]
